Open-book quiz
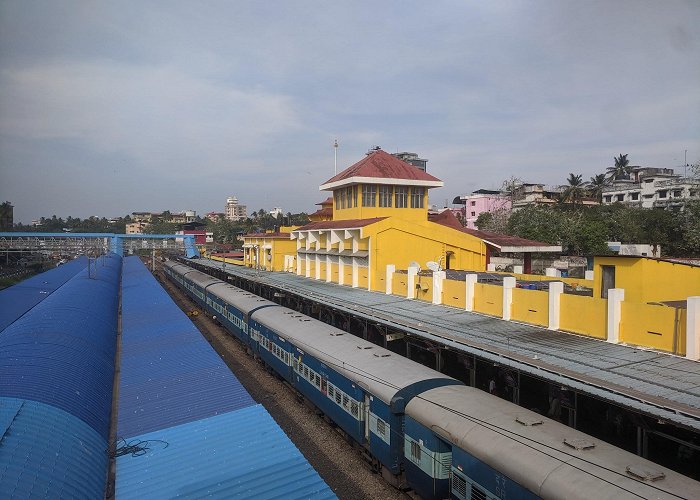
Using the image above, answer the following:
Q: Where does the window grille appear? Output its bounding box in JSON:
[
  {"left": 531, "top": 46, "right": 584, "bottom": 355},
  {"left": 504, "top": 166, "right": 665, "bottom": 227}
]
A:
[
  {"left": 379, "top": 185, "right": 393, "bottom": 207},
  {"left": 377, "top": 419, "right": 386, "bottom": 436},
  {"left": 362, "top": 185, "right": 377, "bottom": 207},
  {"left": 410, "top": 187, "right": 424, "bottom": 208},
  {"left": 452, "top": 473, "right": 467, "bottom": 499},
  {"left": 395, "top": 187, "right": 408, "bottom": 208},
  {"left": 351, "top": 401, "right": 359, "bottom": 417},
  {"left": 335, "top": 392, "right": 342, "bottom": 404},
  {"left": 470, "top": 484, "right": 486, "bottom": 500},
  {"left": 411, "top": 441, "right": 421, "bottom": 461}
]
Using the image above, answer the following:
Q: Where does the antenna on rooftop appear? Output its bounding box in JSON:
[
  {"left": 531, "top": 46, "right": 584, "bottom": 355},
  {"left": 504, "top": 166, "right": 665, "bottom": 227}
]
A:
[{"left": 334, "top": 139, "right": 339, "bottom": 175}]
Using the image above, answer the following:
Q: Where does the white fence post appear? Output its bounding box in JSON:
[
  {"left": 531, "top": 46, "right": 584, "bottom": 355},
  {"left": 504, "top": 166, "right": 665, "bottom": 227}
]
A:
[
  {"left": 407, "top": 266, "right": 418, "bottom": 300},
  {"left": 465, "top": 274, "right": 477, "bottom": 312},
  {"left": 548, "top": 281, "right": 564, "bottom": 330},
  {"left": 606, "top": 288, "right": 625, "bottom": 344},
  {"left": 686, "top": 296, "right": 700, "bottom": 361},
  {"left": 502, "top": 277, "right": 516, "bottom": 321},
  {"left": 386, "top": 264, "right": 395, "bottom": 295},
  {"left": 432, "top": 271, "right": 446, "bottom": 305},
  {"left": 487, "top": 263, "right": 496, "bottom": 272}
]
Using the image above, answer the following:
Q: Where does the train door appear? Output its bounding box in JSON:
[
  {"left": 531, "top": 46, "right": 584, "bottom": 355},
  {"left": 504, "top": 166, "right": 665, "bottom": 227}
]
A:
[
  {"left": 364, "top": 395, "right": 370, "bottom": 443},
  {"left": 434, "top": 437, "right": 452, "bottom": 499}
]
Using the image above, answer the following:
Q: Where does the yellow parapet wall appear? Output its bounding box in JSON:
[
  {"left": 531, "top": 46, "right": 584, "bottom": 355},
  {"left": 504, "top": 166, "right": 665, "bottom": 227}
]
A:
[
  {"left": 474, "top": 283, "right": 503, "bottom": 317},
  {"left": 210, "top": 255, "right": 245, "bottom": 266},
  {"left": 560, "top": 294, "right": 607, "bottom": 339},
  {"left": 621, "top": 302, "right": 686, "bottom": 355},
  {"left": 511, "top": 288, "right": 549, "bottom": 327}
]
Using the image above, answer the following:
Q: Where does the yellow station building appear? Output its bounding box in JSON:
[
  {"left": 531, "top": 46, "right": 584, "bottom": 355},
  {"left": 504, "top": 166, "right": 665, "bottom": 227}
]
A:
[{"left": 287, "top": 148, "right": 559, "bottom": 291}]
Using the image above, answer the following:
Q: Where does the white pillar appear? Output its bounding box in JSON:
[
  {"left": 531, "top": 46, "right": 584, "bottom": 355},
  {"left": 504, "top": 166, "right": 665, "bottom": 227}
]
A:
[
  {"left": 502, "top": 276, "right": 516, "bottom": 321},
  {"left": 585, "top": 270, "right": 594, "bottom": 281},
  {"left": 487, "top": 263, "right": 496, "bottom": 272},
  {"left": 606, "top": 288, "right": 625, "bottom": 344},
  {"left": 352, "top": 259, "right": 359, "bottom": 288},
  {"left": 386, "top": 264, "right": 396, "bottom": 295},
  {"left": 686, "top": 296, "right": 700, "bottom": 361},
  {"left": 315, "top": 255, "right": 321, "bottom": 280},
  {"left": 548, "top": 281, "right": 564, "bottom": 330},
  {"left": 513, "top": 265, "right": 523, "bottom": 274},
  {"left": 305, "top": 255, "right": 311, "bottom": 278},
  {"left": 545, "top": 267, "right": 558, "bottom": 277},
  {"left": 338, "top": 258, "right": 345, "bottom": 286},
  {"left": 465, "top": 274, "right": 478, "bottom": 312},
  {"left": 296, "top": 254, "right": 302, "bottom": 275},
  {"left": 407, "top": 266, "right": 418, "bottom": 299},
  {"left": 326, "top": 255, "right": 332, "bottom": 282},
  {"left": 432, "top": 271, "right": 446, "bottom": 305}
]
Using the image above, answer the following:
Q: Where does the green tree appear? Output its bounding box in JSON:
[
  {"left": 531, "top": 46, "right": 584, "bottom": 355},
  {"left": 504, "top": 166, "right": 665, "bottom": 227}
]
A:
[
  {"left": 606, "top": 153, "right": 632, "bottom": 181},
  {"left": 588, "top": 174, "right": 607, "bottom": 203},
  {"left": 560, "top": 173, "right": 588, "bottom": 205}
]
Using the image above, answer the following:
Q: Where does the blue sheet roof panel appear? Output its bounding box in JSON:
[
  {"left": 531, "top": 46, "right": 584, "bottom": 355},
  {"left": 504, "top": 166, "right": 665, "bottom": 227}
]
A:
[
  {"left": 118, "top": 257, "right": 255, "bottom": 438},
  {"left": 0, "top": 397, "right": 108, "bottom": 499},
  {"left": 0, "top": 254, "right": 121, "bottom": 439},
  {"left": 0, "top": 257, "right": 87, "bottom": 332},
  {"left": 116, "top": 404, "right": 336, "bottom": 499}
]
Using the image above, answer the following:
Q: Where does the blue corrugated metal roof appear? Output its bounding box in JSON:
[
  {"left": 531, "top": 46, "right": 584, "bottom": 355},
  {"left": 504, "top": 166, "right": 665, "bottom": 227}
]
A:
[
  {"left": 0, "top": 254, "right": 121, "bottom": 439},
  {"left": 118, "top": 257, "right": 255, "bottom": 438},
  {"left": 0, "top": 397, "right": 108, "bottom": 499},
  {"left": 116, "top": 404, "right": 336, "bottom": 499},
  {"left": 0, "top": 257, "right": 87, "bottom": 332}
]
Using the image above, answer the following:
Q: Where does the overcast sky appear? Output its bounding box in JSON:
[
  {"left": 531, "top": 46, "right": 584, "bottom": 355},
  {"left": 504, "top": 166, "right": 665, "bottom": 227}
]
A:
[{"left": 1, "top": 1, "right": 698, "bottom": 224}]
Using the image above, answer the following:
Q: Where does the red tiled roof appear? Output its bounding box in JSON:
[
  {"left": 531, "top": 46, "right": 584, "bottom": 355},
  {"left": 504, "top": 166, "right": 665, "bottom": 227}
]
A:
[
  {"left": 320, "top": 149, "right": 442, "bottom": 187},
  {"left": 294, "top": 218, "right": 387, "bottom": 231},
  {"left": 428, "top": 211, "right": 559, "bottom": 250},
  {"left": 316, "top": 197, "right": 334, "bottom": 206},
  {"left": 310, "top": 207, "right": 333, "bottom": 218},
  {"left": 244, "top": 232, "right": 291, "bottom": 239}
]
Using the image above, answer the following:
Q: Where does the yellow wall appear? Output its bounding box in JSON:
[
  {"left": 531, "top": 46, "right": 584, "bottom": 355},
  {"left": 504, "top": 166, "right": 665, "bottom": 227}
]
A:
[
  {"left": 511, "top": 288, "right": 549, "bottom": 327},
  {"left": 392, "top": 273, "right": 408, "bottom": 297},
  {"left": 368, "top": 217, "right": 486, "bottom": 293},
  {"left": 621, "top": 302, "right": 686, "bottom": 354},
  {"left": 473, "top": 283, "right": 503, "bottom": 317},
  {"left": 443, "top": 278, "right": 465, "bottom": 308},
  {"left": 209, "top": 255, "right": 244, "bottom": 266},
  {"left": 560, "top": 294, "right": 607, "bottom": 339},
  {"left": 593, "top": 257, "right": 700, "bottom": 303},
  {"left": 414, "top": 274, "right": 432, "bottom": 302}
]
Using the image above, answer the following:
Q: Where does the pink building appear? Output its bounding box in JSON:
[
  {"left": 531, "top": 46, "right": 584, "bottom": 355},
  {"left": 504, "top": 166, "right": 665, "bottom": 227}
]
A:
[{"left": 457, "top": 189, "right": 511, "bottom": 229}]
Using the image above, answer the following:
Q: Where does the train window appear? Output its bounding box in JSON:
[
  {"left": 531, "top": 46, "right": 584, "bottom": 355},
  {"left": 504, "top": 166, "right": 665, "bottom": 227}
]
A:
[
  {"left": 328, "top": 386, "right": 335, "bottom": 398},
  {"left": 470, "top": 484, "right": 486, "bottom": 500},
  {"left": 452, "top": 470, "right": 468, "bottom": 497},
  {"left": 335, "top": 392, "right": 342, "bottom": 405},
  {"left": 351, "top": 402, "right": 359, "bottom": 418},
  {"left": 304, "top": 366, "right": 309, "bottom": 378},
  {"left": 410, "top": 441, "right": 421, "bottom": 461},
  {"left": 343, "top": 395, "right": 349, "bottom": 408},
  {"left": 376, "top": 419, "right": 386, "bottom": 436}
]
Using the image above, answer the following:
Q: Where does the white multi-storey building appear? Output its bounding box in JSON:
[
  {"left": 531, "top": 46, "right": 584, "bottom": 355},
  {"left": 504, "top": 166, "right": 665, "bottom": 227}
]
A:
[
  {"left": 225, "top": 196, "right": 247, "bottom": 221},
  {"left": 602, "top": 168, "right": 699, "bottom": 210}
]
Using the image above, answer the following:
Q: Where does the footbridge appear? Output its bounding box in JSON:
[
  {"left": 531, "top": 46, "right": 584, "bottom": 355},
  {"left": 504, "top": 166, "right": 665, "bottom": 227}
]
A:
[{"left": 0, "top": 232, "right": 201, "bottom": 258}]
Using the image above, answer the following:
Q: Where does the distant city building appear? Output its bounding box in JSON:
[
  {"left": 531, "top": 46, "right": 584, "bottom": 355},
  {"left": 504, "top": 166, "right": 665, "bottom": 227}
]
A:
[
  {"left": 269, "top": 207, "right": 283, "bottom": 218},
  {"left": 131, "top": 211, "right": 157, "bottom": 222},
  {"left": 170, "top": 210, "right": 197, "bottom": 224},
  {"left": 31, "top": 219, "right": 42, "bottom": 227},
  {"left": 205, "top": 211, "right": 225, "bottom": 221},
  {"left": 0, "top": 201, "right": 13, "bottom": 230},
  {"left": 225, "top": 196, "right": 247, "bottom": 221},
  {"left": 455, "top": 189, "right": 511, "bottom": 229},
  {"left": 391, "top": 151, "right": 428, "bottom": 172},
  {"left": 602, "top": 167, "right": 699, "bottom": 210},
  {"left": 126, "top": 221, "right": 149, "bottom": 234}
]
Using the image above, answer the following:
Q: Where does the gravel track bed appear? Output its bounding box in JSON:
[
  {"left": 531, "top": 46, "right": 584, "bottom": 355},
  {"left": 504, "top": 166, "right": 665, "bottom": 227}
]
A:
[{"left": 156, "top": 268, "right": 408, "bottom": 500}]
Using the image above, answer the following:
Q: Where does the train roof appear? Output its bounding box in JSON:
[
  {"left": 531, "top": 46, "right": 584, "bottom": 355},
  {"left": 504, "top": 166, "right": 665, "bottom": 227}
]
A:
[
  {"left": 252, "top": 307, "right": 459, "bottom": 406},
  {"left": 406, "top": 385, "right": 699, "bottom": 500},
  {"left": 206, "top": 282, "right": 278, "bottom": 314},
  {"left": 165, "top": 260, "right": 222, "bottom": 288}
]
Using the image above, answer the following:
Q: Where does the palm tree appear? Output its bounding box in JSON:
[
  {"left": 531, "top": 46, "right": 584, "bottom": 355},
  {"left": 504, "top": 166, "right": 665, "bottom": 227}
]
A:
[
  {"left": 588, "top": 173, "right": 607, "bottom": 203},
  {"left": 561, "top": 173, "right": 588, "bottom": 205},
  {"left": 606, "top": 153, "right": 631, "bottom": 181}
]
